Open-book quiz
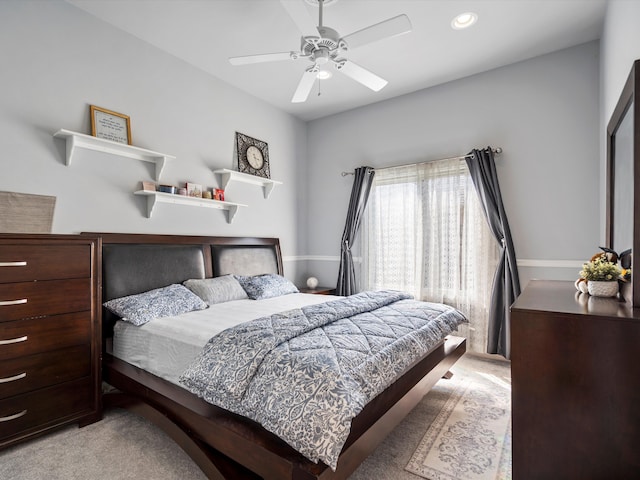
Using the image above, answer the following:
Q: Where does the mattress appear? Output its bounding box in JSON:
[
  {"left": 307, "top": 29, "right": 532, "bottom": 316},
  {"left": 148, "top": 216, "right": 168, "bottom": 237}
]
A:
[{"left": 113, "top": 292, "right": 337, "bottom": 385}]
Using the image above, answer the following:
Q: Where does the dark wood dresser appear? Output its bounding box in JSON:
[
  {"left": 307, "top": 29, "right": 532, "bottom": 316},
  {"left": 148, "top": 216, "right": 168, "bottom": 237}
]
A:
[
  {"left": 0, "top": 234, "right": 101, "bottom": 448},
  {"left": 511, "top": 280, "right": 640, "bottom": 479}
]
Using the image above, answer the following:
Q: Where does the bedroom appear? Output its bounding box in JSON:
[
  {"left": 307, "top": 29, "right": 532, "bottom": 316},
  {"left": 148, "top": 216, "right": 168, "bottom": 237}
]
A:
[{"left": 0, "top": 0, "right": 639, "bottom": 478}]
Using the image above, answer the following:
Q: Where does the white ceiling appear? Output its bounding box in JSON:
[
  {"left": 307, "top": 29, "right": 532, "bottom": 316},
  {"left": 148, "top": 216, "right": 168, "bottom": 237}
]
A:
[{"left": 66, "top": 0, "right": 607, "bottom": 122}]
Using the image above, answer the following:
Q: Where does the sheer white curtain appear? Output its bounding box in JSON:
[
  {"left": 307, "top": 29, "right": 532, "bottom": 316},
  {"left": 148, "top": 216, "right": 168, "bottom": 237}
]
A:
[{"left": 362, "top": 158, "right": 499, "bottom": 353}]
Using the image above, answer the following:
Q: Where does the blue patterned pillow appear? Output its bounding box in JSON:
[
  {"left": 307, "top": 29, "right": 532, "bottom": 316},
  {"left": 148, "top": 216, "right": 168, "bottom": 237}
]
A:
[
  {"left": 235, "top": 274, "right": 299, "bottom": 300},
  {"left": 103, "top": 284, "right": 208, "bottom": 326}
]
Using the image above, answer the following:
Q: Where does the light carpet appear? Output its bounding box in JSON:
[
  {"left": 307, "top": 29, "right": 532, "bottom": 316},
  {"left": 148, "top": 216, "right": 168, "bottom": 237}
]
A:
[{"left": 0, "top": 354, "right": 510, "bottom": 480}]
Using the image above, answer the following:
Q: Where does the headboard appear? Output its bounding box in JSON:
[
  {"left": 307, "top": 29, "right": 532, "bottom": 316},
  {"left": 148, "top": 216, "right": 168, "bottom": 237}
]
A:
[{"left": 89, "top": 233, "right": 283, "bottom": 340}]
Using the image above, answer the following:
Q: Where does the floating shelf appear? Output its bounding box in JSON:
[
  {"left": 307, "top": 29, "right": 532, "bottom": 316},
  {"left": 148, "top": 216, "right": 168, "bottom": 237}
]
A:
[
  {"left": 213, "top": 169, "right": 282, "bottom": 199},
  {"left": 133, "top": 190, "right": 247, "bottom": 224},
  {"left": 54, "top": 129, "right": 175, "bottom": 182}
]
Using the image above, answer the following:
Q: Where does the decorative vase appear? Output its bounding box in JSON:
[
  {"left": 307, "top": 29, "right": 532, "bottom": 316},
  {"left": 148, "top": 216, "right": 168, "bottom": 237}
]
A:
[{"left": 587, "top": 280, "right": 619, "bottom": 297}]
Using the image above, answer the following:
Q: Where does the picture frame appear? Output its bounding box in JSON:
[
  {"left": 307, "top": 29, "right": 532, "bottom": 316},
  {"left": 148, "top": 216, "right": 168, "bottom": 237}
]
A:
[
  {"left": 186, "top": 182, "right": 203, "bottom": 198},
  {"left": 90, "top": 105, "right": 132, "bottom": 145},
  {"left": 141, "top": 181, "right": 156, "bottom": 192}
]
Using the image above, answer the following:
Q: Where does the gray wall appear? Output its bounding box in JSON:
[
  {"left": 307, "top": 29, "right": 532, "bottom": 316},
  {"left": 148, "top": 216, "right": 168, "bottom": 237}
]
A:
[
  {"left": 0, "top": 0, "right": 308, "bottom": 282},
  {"left": 305, "top": 42, "right": 601, "bottom": 289},
  {"left": 0, "top": 1, "right": 615, "bottom": 292},
  {"left": 600, "top": 0, "right": 640, "bottom": 243}
]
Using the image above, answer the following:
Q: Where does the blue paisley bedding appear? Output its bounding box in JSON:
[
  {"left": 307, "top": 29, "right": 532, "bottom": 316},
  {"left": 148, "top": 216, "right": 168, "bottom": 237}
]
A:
[{"left": 179, "top": 290, "right": 466, "bottom": 470}]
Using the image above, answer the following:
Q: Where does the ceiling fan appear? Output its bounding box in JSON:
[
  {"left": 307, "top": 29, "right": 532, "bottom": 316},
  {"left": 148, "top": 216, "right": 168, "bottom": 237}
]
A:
[{"left": 228, "top": 0, "right": 412, "bottom": 103}]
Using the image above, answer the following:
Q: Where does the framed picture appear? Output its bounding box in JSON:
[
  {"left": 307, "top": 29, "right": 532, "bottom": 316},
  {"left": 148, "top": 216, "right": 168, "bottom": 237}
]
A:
[
  {"left": 141, "top": 181, "right": 156, "bottom": 192},
  {"left": 214, "top": 188, "right": 225, "bottom": 201},
  {"left": 235, "top": 132, "right": 270, "bottom": 178},
  {"left": 186, "top": 182, "right": 203, "bottom": 198},
  {"left": 90, "top": 105, "right": 132, "bottom": 145}
]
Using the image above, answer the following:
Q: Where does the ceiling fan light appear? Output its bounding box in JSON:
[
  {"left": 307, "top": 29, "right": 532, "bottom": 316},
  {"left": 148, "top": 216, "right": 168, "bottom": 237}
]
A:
[
  {"left": 451, "top": 12, "right": 478, "bottom": 30},
  {"left": 317, "top": 70, "right": 333, "bottom": 79}
]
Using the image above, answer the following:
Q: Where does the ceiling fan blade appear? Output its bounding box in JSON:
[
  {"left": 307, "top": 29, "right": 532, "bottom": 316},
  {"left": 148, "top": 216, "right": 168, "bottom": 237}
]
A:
[
  {"left": 335, "top": 59, "right": 388, "bottom": 92},
  {"left": 280, "top": 0, "right": 319, "bottom": 38},
  {"left": 229, "top": 51, "right": 298, "bottom": 66},
  {"left": 291, "top": 69, "right": 317, "bottom": 103},
  {"left": 342, "top": 14, "right": 412, "bottom": 50}
]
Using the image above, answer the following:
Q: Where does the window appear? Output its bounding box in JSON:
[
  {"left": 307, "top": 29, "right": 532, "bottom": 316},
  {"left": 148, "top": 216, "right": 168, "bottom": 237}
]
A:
[{"left": 362, "top": 158, "right": 498, "bottom": 353}]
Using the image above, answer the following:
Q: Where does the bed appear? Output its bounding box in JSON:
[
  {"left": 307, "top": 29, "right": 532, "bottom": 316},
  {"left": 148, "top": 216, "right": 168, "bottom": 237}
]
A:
[{"left": 96, "top": 233, "right": 467, "bottom": 479}]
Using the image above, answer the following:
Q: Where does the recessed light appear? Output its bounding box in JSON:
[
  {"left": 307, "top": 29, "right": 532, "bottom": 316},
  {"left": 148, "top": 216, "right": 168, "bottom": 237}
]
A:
[
  {"left": 452, "top": 12, "right": 478, "bottom": 30},
  {"left": 317, "top": 70, "right": 332, "bottom": 80}
]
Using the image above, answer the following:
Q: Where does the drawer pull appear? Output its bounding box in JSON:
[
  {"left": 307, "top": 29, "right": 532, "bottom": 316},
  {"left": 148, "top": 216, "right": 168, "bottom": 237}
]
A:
[
  {"left": 0, "top": 299, "right": 28, "bottom": 306},
  {"left": 0, "top": 261, "right": 27, "bottom": 267},
  {"left": 0, "top": 410, "right": 27, "bottom": 423},
  {"left": 0, "top": 335, "right": 28, "bottom": 345},
  {"left": 0, "top": 372, "right": 26, "bottom": 384}
]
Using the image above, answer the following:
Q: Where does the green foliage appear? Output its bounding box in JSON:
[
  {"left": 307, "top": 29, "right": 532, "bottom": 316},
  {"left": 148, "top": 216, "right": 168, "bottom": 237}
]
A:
[{"left": 579, "top": 254, "right": 622, "bottom": 281}]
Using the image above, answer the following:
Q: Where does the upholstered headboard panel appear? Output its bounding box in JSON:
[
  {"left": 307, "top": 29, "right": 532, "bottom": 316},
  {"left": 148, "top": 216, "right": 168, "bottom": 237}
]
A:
[
  {"left": 211, "top": 245, "right": 280, "bottom": 277},
  {"left": 102, "top": 244, "right": 206, "bottom": 302}
]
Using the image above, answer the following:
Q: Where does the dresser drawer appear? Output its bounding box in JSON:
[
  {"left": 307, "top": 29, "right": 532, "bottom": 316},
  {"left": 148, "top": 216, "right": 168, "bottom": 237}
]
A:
[
  {"left": 0, "top": 378, "right": 93, "bottom": 443},
  {"left": 0, "top": 344, "right": 91, "bottom": 399},
  {"left": 0, "top": 278, "right": 90, "bottom": 322},
  {"left": 0, "top": 312, "right": 91, "bottom": 361},
  {"left": 0, "top": 245, "right": 90, "bottom": 284}
]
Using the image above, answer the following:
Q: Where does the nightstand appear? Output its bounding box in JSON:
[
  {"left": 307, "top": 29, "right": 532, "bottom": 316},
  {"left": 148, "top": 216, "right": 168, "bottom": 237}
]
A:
[{"left": 298, "top": 287, "right": 336, "bottom": 295}]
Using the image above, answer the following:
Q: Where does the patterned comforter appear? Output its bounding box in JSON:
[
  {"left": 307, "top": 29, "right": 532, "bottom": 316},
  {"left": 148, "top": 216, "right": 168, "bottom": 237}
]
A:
[{"left": 179, "top": 290, "right": 466, "bottom": 470}]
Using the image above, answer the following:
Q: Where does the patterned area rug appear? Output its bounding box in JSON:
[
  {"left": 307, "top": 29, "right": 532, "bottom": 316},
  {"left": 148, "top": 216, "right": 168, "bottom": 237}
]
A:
[{"left": 405, "top": 363, "right": 512, "bottom": 480}]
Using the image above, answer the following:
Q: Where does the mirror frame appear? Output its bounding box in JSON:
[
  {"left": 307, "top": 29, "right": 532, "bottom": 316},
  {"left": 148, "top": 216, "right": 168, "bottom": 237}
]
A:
[{"left": 606, "top": 59, "right": 640, "bottom": 307}]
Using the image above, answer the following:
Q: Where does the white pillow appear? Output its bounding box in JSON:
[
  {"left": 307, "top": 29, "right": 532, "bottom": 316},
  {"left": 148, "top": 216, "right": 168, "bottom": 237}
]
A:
[{"left": 183, "top": 275, "right": 248, "bottom": 305}]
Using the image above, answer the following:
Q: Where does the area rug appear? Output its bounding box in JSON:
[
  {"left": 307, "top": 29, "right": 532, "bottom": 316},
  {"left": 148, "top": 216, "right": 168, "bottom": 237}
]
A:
[{"left": 405, "top": 365, "right": 512, "bottom": 480}]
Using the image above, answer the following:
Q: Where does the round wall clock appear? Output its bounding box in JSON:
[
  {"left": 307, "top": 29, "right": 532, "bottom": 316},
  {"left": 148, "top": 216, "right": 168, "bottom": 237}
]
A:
[{"left": 235, "top": 132, "right": 271, "bottom": 178}]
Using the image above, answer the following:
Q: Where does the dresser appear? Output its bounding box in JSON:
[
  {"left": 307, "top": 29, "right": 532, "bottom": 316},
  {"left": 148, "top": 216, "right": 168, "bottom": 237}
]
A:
[
  {"left": 511, "top": 280, "right": 640, "bottom": 479},
  {"left": 0, "top": 234, "right": 101, "bottom": 448}
]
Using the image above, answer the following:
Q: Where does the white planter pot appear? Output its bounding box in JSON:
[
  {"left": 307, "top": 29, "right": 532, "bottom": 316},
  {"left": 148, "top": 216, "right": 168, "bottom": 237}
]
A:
[{"left": 587, "top": 280, "right": 618, "bottom": 297}]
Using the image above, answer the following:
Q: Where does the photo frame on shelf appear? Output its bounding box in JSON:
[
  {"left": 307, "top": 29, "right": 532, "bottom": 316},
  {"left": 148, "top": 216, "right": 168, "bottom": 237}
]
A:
[
  {"left": 235, "top": 132, "right": 270, "bottom": 178},
  {"left": 141, "top": 181, "right": 156, "bottom": 192},
  {"left": 186, "top": 182, "right": 203, "bottom": 198},
  {"left": 90, "top": 105, "right": 132, "bottom": 145}
]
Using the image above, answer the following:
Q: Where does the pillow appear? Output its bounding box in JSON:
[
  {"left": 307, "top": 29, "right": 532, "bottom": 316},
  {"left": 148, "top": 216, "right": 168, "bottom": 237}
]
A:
[
  {"left": 183, "top": 275, "right": 248, "bottom": 305},
  {"left": 103, "top": 284, "right": 207, "bottom": 326},
  {"left": 235, "top": 273, "right": 299, "bottom": 300}
]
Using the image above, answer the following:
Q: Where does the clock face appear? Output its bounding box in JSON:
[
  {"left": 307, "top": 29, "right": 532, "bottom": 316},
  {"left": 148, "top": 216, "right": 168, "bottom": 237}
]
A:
[{"left": 246, "top": 145, "right": 264, "bottom": 169}]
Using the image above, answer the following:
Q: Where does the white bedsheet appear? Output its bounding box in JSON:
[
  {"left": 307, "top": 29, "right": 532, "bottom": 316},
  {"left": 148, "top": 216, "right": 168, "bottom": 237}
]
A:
[{"left": 113, "top": 293, "right": 337, "bottom": 385}]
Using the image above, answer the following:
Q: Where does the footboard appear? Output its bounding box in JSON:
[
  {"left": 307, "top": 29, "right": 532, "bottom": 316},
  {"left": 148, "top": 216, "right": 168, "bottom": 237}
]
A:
[{"left": 104, "top": 335, "right": 466, "bottom": 480}]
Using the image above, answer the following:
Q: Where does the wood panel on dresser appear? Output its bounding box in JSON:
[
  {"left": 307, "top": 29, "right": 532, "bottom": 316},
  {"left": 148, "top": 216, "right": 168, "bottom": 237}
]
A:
[
  {"left": 0, "top": 234, "right": 101, "bottom": 448},
  {"left": 511, "top": 280, "right": 640, "bottom": 480}
]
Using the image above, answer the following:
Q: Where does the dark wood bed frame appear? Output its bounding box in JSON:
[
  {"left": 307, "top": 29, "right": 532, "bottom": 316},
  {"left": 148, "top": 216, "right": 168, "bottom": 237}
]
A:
[{"left": 94, "top": 233, "right": 467, "bottom": 480}]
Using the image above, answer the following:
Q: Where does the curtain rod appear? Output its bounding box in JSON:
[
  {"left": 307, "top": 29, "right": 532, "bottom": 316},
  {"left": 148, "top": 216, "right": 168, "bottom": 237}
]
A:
[{"left": 340, "top": 147, "right": 503, "bottom": 176}]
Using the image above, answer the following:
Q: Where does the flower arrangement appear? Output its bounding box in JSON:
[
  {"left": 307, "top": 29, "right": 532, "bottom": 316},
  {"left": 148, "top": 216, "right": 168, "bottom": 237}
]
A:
[{"left": 579, "top": 254, "right": 622, "bottom": 282}]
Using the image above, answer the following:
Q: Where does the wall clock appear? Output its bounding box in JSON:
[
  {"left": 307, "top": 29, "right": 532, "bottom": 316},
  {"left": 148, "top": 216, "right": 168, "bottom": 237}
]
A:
[{"left": 235, "top": 132, "right": 270, "bottom": 178}]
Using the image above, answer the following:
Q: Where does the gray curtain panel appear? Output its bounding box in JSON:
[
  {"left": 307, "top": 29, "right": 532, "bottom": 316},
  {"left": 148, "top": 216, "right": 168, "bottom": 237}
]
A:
[
  {"left": 336, "top": 166, "right": 375, "bottom": 296},
  {"left": 466, "top": 148, "right": 521, "bottom": 359}
]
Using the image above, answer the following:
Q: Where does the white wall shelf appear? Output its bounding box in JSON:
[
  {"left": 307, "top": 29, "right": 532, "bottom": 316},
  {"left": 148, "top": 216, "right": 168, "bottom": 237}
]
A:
[
  {"left": 213, "top": 168, "right": 282, "bottom": 199},
  {"left": 54, "top": 129, "right": 175, "bottom": 182},
  {"left": 133, "top": 190, "right": 247, "bottom": 224}
]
